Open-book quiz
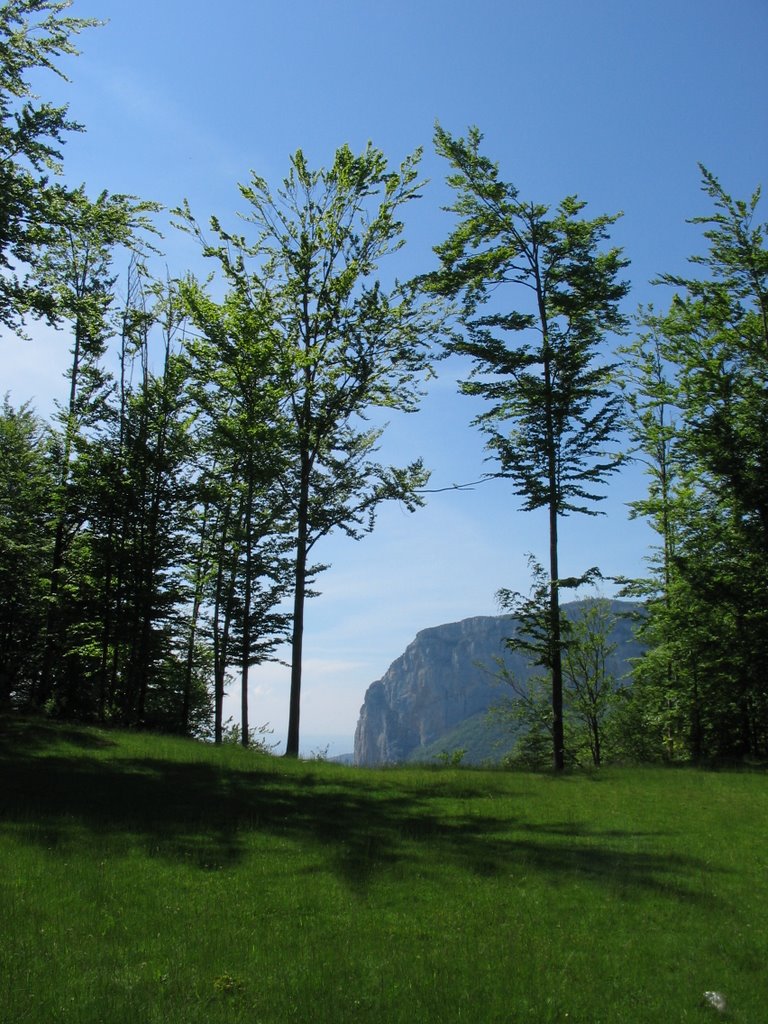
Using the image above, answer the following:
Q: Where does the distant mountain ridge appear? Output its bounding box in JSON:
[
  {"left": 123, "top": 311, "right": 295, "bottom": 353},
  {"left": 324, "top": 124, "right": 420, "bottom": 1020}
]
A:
[{"left": 353, "top": 600, "right": 642, "bottom": 766}]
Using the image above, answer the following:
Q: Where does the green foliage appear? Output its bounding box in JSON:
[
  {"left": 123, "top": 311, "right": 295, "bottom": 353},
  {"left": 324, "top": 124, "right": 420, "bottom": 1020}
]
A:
[
  {"left": 42, "top": 270, "right": 206, "bottom": 729},
  {"left": 493, "top": 567, "right": 636, "bottom": 767},
  {"left": 428, "top": 123, "right": 630, "bottom": 517},
  {"left": 405, "top": 711, "right": 516, "bottom": 766},
  {"left": 494, "top": 671, "right": 555, "bottom": 770},
  {"left": 218, "top": 717, "right": 278, "bottom": 754},
  {"left": 1, "top": 3, "right": 763, "bottom": 774},
  {"left": 497, "top": 557, "right": 605, "bottom": 672},
  {"left": 0, "top": 0, "right": 100, "bottom": 328},
  {"left": 28, "top": 191, "right": 163, "bottom": 722},
  {"left": 494, "top": 557, "right": 609, "bottom": 762},
  {"left": 622, "top": 168, "right": 768, "bottom": 760},
  {"left": 212, "top": 972, "right": 246, "bottom": 998},
  {"left": 181, "top": 277, "right": 295, "bottom": 743},
  {"left": 562, "top": 598, "right": 623, "bottom": 766},
  {"left": 0, "top": 397, "right": 55, "bottom": 703},
  {"left": 435, "top": 746, "right": 466, "bottom": 766}
]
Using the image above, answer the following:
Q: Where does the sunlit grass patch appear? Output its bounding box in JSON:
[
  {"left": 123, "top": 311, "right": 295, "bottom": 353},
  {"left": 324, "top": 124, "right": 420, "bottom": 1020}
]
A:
[{"left": 1, "top": 716, "right": 765, "bottom": 1023}]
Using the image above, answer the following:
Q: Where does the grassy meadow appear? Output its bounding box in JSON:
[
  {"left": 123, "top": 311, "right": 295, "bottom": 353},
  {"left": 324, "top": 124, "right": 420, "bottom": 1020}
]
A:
[{"left": 0, "top": 716, "right": 765, "bottom": 1023}]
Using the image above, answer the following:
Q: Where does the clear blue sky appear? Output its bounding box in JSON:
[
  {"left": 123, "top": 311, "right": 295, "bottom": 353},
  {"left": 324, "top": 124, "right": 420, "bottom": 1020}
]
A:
[{"left": 4, "top": 0, "right": 767, "bottom": 754}]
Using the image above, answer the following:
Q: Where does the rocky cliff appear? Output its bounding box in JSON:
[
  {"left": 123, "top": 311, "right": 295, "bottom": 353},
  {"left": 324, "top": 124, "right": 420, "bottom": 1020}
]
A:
[
  {"left": 353, "top": 614, "right": 527, "bottom": 765},
  {"left": 353, "top": 601, "right": 641, "bottom": 766}
]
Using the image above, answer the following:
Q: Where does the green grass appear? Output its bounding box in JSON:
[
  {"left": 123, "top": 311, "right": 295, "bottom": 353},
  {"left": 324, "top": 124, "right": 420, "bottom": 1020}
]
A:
[{"left": 1, "top": 716, "right": 766, "bottom": 1023}]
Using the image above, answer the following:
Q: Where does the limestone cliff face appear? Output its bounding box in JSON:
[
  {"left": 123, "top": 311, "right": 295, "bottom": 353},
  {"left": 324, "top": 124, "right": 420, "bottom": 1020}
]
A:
[
  {"left": 353, "top": 602, "right": 643, "bottom": 766},
  {"left": 353, "top": 615, "right": 527, "bottom": 765}
]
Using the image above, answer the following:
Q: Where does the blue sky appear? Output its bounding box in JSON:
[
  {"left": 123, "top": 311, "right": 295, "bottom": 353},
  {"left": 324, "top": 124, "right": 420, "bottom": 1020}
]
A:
[{"left": 4, "top": 0, "right": 767, "bottom": 754}]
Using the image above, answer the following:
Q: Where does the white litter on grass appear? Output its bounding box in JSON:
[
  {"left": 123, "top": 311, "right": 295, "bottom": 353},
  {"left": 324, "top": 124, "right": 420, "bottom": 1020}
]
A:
[{"left": 702, "top": 991, "right": 727, "bottom": 1013}]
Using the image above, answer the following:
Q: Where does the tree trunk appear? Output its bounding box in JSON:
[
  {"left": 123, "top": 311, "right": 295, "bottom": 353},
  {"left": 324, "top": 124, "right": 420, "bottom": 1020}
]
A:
[
  {"left": 212, "top": 520, "right": 237, "bottom": 744},
  {"left": 181, "top": 589, "right": 202, "bottom": 735},
  {"left": 285, "top": 459, "right": 310, "bottom": 758},
  {"left": 38, "top": 320, "right": 84, "bottom": 707},
  {"left": 535, "top": 267, "right": 565, "bottom": 774},
  {"left": 549, "top": 500, "right": 565, "bottom": 772},
  {"left": 240, "top": 464, "right": 255, "bottom": 747}
]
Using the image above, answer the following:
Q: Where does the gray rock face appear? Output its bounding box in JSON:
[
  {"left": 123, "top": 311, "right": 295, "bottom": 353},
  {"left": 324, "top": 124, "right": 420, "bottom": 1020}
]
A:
[
  {"left": 353, "top": 615, "right": 524, "bottom": 765},
  {"left": 353, "top": 602, "right": 642, "bottom": 766}
]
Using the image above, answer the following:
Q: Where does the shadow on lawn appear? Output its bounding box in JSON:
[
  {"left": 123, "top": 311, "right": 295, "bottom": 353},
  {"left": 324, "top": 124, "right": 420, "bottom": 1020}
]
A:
[
  {"left": 0, "top": 729, "right": 719, "bottom": 901},
  {"left": 0, "top": 715, "right": 117, "bottom": 755}
]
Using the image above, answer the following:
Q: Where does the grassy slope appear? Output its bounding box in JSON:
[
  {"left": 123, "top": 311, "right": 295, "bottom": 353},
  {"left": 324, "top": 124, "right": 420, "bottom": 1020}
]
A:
[{"left": 1, "top": 716, "right": 765, "bottom": 1024}]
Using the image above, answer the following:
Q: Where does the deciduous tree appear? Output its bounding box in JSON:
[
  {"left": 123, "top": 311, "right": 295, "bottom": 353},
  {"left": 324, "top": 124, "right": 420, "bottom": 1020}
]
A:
[
  {"left": 0, "top": 0, "right": 98, "bottom": 328},
  {"left": 178, "top": 143, "right": 440, "bottom": 755},
  {"left": 0, "top": 397, "right": 55, "bottom": 704},
  {"left": 625, "top": 168, "right": 768, "bottom": 758},
  {"left": 182, "top": 282, "right": 294, "bottom": 745},
  {"left": 35, "top": 187, "right": 158, "bottom": 709},
  {"left": 428, "top": 124, "right": 629, "bottom": 769}
]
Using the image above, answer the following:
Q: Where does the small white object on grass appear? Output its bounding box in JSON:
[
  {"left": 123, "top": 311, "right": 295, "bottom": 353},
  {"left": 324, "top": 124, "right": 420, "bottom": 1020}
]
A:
[{"left": 702, "top": 991, "right": 727, "bottom": 1013}]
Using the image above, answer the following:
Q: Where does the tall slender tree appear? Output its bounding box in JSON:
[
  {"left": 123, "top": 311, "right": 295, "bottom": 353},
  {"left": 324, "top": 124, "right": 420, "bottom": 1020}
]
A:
[
  {"left": 562, "top": 598, "right": 621, "bottom": 767},
  {"left": 618, "top": 314, "right": 694, "bottom": 756},
  {"left": 178, "top": 143, "right": 440, "bottom": 756},
  {"left": 182, "top": 282, "right": 294, "bottom": 745},
  {"left": 428, "top": 124, "right": 629, "bottom": 770}
]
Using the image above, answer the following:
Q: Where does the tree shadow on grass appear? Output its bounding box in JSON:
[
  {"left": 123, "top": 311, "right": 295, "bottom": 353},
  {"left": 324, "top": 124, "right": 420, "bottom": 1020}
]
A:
[
  {"left": 0, "top": 714, "right": 117, "bottom": 755},
  {"left": 0, "top": 736, "right": 722, "bottom": 902}
]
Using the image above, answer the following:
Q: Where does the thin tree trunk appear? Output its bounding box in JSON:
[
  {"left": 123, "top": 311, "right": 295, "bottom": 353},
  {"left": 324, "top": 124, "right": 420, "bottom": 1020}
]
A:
[
  {"left": 535, "top": 261, "right": 565, "bottom": 773},
  {"left": 181, "top": 501, "right": 211, "bottom": 734},
  {"left": 285, "top": 459, "right": 310, "bottom": 758},
  {"left": 549, "top": 501, "right": 565, "bottom": 771},
  {"left": 690, "top": 660, "right": 702, "bottom": 761},
  {"left": 181, "top": 591, "right": 201, "bottom": 734},
  {"left": 240, "top": 464, "right": 254, "bottom": 747},
  {"left": 97, "top": 549, "right": 114, "bottom": 722},
  {"left": 212, "top": 492, "right": 240, "bottom": 743},
  {"left": 38, "top": 320, "right": 84, "bottom": 706}
]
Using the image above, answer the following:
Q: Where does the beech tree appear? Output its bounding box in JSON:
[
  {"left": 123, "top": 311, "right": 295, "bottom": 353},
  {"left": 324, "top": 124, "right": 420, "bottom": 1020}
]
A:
[
  {"left": 494, "top": 556, "right": 607, "bottom": 767},
  {"left": 428, "top": 124, "right": 629, "bottom": 770},
  {"left": 0, "top": 397, "right": 55, "bottom": 704},
  {"left": 178, "top": 143, "right": 440, "bottom": 756},
  {"left": 111, "top": 284, "right": 197, "bottom": 727},
  {"left": 182, "top": 283, "right": 294, "bottom": 745},
  {"left": 562, "top": 599, "right": 621, "bottom": 767},
  {"left": 617, "top": 314, "right": 702, "bottom": 756},
  {"left": 35, "top": 187, "right": 158, "bottom": 709},
  {"left": 625, "top": 168, "right": 768, "bottom": 758},
  {"left": 0, "top": 0, "right": 98, "bottom": 329}
]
